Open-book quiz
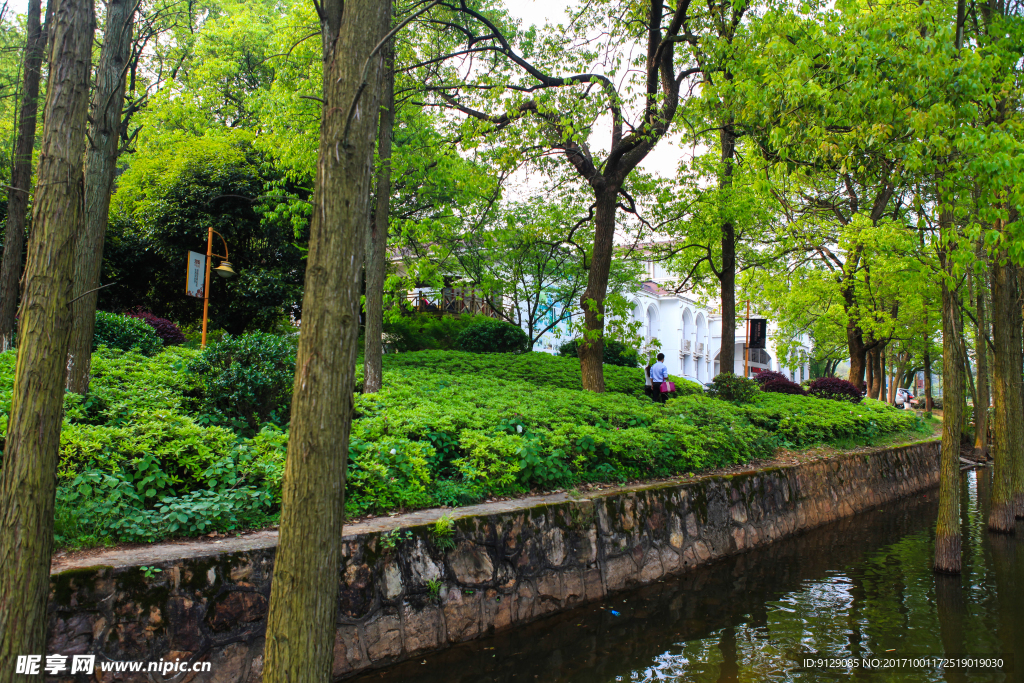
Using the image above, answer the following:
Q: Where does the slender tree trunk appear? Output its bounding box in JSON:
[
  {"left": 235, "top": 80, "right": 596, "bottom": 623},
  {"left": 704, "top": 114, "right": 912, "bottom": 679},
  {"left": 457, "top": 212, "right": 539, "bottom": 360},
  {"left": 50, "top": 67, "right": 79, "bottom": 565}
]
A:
[
  {"left": 578, "top": 185, "right": 618, "bottom": 392},
  {"left": 879, "top": 345, "right": 888, "bottom": 399},
  {"left": 718, "top": 124, "right": 737, "bottom": 376},
  {"left": 0, "top": 0, "right": 48, "bottom": 352},
  {"left": 0, "top": 0, "right": 94, "bottom": 676},
  {"left": 1011, "top": 261, "right": 1024, "bottom": 519},
  {"left": 935, "top": 259, "right": 964, "bottom": 573},
  {"left": 890, "top": 354, "right": 908, "bottom": 404},
  {"left": 973, "top": 245, "right": 990, "bottom": 457},
  {"left": 865, "top": 345, "right": 875, "bottom": 397},
  {"left": 66, "top": 0, "right": 135, "bottom": 393},
  {"left": 988, "top": 246, "right": 1020, "bottom": 533},
  {"left": 362, "top": 38, "right": 394, "bottom": 395},
  {"left": 262, "top": 2, "right": 390, "bottom": 681},
  {"left": 924, "top": 340, "right": 934, "bottom": 412}
]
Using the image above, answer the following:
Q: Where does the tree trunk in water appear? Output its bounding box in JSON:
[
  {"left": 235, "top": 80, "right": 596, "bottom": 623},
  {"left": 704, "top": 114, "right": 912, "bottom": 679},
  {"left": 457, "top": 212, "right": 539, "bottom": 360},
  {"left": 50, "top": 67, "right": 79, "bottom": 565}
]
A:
[
  {"left": 262, "top": 2, "right": 390, "bottom": 681},
  {"left": 362, "top": 39, "right": 394, "bottom": 395},
  {"left": 934, "top": 266, "right": 964, "bottom": 573},
  {"left": 718, "top": 125, "right": 737, "bottom": 376},
  {"left": 66, "top": 0, "right": 135, "bottom": 393},
  {"left": 0, "top": 0, "right": 94, "bottom": 676},
  {"left": 578, "top": 186, "right": 618, "bottom": 392},
  {"left": 1011, "top": 263, "right": 1024, "bottom": 520},
  {"left": 0, "top": 0, "right": 48, "bottom": 352},
  {"left": 935, "top": 574, "right": 968, "bottom": 683},
  {"left": 987, "top": 250, "right": 1020, "bottom": 533},
  {"left": 973, "top": 258, "right": 990, "bottom": 458}
]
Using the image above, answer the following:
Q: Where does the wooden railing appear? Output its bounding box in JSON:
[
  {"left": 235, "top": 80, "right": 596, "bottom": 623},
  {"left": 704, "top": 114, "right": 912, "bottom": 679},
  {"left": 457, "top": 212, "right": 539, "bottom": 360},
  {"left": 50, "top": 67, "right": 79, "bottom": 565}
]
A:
[{"left": 399, "top": 288, "right": 502, "bottom": 318}]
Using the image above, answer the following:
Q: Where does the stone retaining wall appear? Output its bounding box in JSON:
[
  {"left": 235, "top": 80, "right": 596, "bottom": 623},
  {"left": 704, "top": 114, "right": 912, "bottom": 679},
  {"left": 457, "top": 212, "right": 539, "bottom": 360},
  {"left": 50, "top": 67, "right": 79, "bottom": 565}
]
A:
[{"left": 46, "top": 440, "right": 940, "bottom": 682}]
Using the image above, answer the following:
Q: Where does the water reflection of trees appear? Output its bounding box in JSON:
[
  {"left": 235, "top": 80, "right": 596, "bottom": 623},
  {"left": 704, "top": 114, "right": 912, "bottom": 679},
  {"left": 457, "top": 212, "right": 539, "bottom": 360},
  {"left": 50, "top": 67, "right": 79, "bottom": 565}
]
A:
[{"left": 353, "top": 473, "right": 1017, "bottom": 683}]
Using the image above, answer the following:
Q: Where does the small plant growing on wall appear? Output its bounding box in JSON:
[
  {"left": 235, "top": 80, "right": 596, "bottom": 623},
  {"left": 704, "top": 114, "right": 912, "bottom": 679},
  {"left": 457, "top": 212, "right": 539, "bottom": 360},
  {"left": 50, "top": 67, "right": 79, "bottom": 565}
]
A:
[
  {"left": 427, "top": 578, "right": 443, "bottom": 602},
  {"left": 432, "top": 515, "right": 456, "bottom": 550},
  {"left": 379, "top": 528, "right": 413, "bottom": 555}
]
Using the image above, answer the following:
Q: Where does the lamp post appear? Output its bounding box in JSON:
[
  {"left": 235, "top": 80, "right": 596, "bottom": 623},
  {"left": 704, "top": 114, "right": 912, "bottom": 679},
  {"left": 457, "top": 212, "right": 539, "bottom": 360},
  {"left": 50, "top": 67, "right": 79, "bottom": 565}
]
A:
[
  {"left": 745, "top": 299, "right": 753, "bottom": 378},
  {"left": 201, "top": 227, "right": 236, "bottom": 348}
]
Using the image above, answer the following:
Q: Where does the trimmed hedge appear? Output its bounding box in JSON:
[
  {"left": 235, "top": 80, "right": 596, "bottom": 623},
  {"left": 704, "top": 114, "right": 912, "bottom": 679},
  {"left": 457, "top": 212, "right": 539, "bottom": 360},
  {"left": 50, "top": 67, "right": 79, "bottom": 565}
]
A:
[
  {"left": 706, "top": 372, "right": 759, "bottom": 402},
  {"left": 558, "top": 338, "right": 640, "bottom": 368},
  {"left": 188, "top": 333, "right": 296, "bottom": 432},
  {"left": 457, "top": 318, "right": 530, "bottom": 354},
  {"left": 93, "top": 311, "right": 163, "bottom": 356},
  {"left": 382, "top": 312, "right": 494, "bottom": 352}
]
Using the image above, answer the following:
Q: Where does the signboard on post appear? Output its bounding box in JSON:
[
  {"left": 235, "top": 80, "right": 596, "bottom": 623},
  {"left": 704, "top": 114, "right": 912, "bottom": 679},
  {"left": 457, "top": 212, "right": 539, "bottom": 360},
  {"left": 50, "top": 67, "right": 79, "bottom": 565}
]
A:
[
  {"left": 186, "top": 251, "right": 206, "bottom": 298},
  {"left": 748, "top": 318, "right": 767, "bottom": 349}
]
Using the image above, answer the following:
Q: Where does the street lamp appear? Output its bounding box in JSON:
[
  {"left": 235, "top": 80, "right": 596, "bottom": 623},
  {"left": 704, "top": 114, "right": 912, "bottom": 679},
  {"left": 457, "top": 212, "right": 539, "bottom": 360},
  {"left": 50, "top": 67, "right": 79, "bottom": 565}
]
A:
[{"left": 201, "top": 227, "right": 236, "bottom": 348}]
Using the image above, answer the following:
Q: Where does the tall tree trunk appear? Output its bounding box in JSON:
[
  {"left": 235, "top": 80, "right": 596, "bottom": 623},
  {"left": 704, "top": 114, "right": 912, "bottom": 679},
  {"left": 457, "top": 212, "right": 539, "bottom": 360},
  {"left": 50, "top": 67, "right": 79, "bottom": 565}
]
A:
[
  {"left": 362, "top": 38, "right": 394, "bottom": 395},
  {"left": 847, "top": 326, "right": 869, "bottom": 389},
  {"left": 988, "top": 246, "right": 1020, "bottom": 533},
  {"left": 0, "top": 0, "right": 49, "bottom": 352},
  {"left": 0, "top": 0, "right": 94, "bottom": 676},
  {"left": 923, "top": 339, "right": 934, "bottom": 412},
  {"left": 879, "top": 345, "right": 888, "bottom": 399},
  {"left": 66, "top": 0, "right": 135, "bottom": 393},
  {"left": 262, "top": 1, "right": 390, "bottom": 681},
  {"left": 935, "top": 258, "right": 964, "bottom": 573},
  {"left": 864, "top": 344, "right": 874, "bottom": 397},
  {"left": 973, "top": 267, "right": 990, "bottom": 458},
  {"left": 1012, "top": 262, "right": 1024, "bottom": 520},
  {"left": 718, "top": 124, "right": 737, "bottom": 376},
  {"left": 578, "top": 185, "right": 618, "bottom": 392}
]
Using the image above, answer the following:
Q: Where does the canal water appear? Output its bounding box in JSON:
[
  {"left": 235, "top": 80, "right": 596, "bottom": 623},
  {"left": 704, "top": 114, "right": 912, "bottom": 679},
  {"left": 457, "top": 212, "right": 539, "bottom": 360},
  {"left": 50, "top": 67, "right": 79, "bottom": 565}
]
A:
[{"left": 352, "top": 470, "right": 1022, "bottom": 682}]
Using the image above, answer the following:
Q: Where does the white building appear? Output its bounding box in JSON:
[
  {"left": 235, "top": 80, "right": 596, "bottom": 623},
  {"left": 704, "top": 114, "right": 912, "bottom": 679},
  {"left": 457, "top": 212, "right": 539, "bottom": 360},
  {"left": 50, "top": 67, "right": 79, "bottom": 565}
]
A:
[
  {"left": 397, "top": 255, "right": 812, "bottom": 383},
  {"left": 532, "top": 259, "right": 812, "bottom": 384}
]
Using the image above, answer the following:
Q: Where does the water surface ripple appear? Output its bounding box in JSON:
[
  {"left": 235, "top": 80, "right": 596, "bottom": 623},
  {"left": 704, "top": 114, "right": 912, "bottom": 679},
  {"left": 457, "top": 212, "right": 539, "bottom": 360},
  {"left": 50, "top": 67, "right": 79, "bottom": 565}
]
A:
[{"left": 353, "top": 470, "right": 1021, "bottom": 682}]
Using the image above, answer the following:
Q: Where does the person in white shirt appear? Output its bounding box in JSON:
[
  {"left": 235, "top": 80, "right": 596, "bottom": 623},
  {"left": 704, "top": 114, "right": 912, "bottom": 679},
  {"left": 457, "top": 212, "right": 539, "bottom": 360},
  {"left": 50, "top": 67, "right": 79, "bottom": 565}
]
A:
[{"left": 650, "top": 353, "right": 669, "bottom": 403}]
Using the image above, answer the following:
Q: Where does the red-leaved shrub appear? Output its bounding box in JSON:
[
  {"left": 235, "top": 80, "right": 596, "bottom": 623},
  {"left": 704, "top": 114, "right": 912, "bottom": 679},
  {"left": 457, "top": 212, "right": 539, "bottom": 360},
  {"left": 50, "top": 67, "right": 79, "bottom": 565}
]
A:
[
  {"left": 127, "top": 309, "right": 186, "bottom": 346},
  {"left": 808, "top": 376, "right": 863, "bottom": 403},
  {"left": 752, "top": 370, "right": 788, "bottom": 386},
  {"left": 761, "top": 377, "right": 807, "bottom": 396}
]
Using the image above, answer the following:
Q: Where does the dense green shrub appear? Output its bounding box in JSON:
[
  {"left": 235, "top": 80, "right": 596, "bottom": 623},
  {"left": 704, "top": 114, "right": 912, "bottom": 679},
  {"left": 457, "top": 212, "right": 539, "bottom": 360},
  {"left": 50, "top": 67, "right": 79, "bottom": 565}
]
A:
[
  {"left": 457, "top": 319, "right": 530, "bottom": 354},
  {"left": 382, "top": 312, "right": 493, "bottom": 352},
  {"left": 735, "top": 393, "right": 924, "bottom": 447},
  {"left": 558, "top": 338, "right": 640, "bottom": 368},
  {"left": 128, "top": 309, "right": 186, "bottom": 345},
  {"left": 0, "top": 343, "right": 926, "bottom": 550},
  {"left": 54, "top": 454, "right": 274, "bottom": 547},
  {"left": 705, "top": 372, "right": 759, "bottom": 402},
  {"left": 809, "top": 376, "right": 863, "bottom": 403},
  {"left": 93, "top": 311, "right": 163, "bottom": 355},
  {"left": 371, "top": 350, "right": 696, "bottom": 399},
  {"left": 188, "top": 333, "right": 296, "bottom": 432}
]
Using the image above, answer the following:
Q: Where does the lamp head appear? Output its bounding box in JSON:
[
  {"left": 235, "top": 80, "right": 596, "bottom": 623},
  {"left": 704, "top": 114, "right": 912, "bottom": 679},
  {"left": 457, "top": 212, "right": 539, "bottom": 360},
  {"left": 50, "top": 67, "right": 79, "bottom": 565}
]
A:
[{"left": 214, "top": 261, "right": 236, "bottom": 279}]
